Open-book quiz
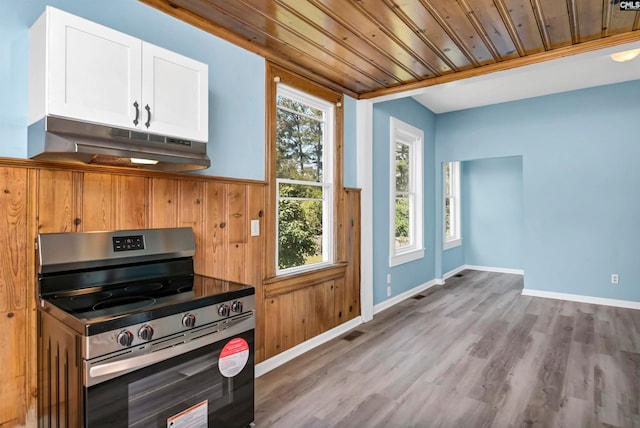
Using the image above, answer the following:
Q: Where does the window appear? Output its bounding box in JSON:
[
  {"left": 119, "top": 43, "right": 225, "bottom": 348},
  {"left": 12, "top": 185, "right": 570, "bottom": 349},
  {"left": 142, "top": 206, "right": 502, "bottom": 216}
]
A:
[
  {"left": 275, "top": 84, "right": 334, "bottom": 273},
  {"left": 389, "top": 117, "right": 424, "bottom": 266},
  {"left": 443, "top": 161, "right": 461, "bottom": 249}
]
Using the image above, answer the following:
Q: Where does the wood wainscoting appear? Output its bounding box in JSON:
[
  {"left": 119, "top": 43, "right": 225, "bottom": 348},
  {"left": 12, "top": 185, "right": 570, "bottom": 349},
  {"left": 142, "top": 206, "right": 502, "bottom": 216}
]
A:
[
  {"left": 262, "top": 188, "right": 361, "bottom": 360},
  {"left": 0, "top": 159, "right": 360, "bottom": 427},
  {"left": 0, "top": 165, "right": 32, "bottom": 428}
]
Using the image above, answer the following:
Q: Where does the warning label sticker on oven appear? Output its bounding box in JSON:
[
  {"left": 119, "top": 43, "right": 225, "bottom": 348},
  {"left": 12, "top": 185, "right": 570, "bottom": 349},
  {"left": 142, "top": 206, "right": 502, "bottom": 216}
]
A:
[
  {"left": 167, "top": 400, "right": 207, "bottom": 428},
  {"left": 219, "top": 337, "right": 249, "bottom": 378}
]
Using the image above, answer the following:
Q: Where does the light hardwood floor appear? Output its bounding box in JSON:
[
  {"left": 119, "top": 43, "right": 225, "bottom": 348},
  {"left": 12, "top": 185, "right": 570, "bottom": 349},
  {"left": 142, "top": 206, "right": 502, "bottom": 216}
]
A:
[{"left": 255, "top": 270, "right": 640, "bottom": 427}]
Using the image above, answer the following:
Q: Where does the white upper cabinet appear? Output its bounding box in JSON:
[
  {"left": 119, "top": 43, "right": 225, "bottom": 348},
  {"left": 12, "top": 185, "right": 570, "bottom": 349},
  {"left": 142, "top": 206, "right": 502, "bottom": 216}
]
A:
[
  {"left": 141, "top": 43, "right": 208, "bottom": 142},
  {"left": 33, "top": 7, "right": 142, "bottom": 130},
  {"left": 29, "top": 7, "right": 209, "bottom": 142}
]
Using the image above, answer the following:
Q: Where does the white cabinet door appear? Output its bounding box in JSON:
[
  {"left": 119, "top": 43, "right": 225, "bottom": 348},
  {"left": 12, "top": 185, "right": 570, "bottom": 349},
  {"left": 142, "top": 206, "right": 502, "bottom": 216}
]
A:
[
  {"left": 141, "top": 43, "right": 208, "bottom": 142},
  {"left": 30, "top": 7, "right": 208, "bottom": 142},
  {"left": 47, "top": 7, "right": 142, "bottom": 129}
]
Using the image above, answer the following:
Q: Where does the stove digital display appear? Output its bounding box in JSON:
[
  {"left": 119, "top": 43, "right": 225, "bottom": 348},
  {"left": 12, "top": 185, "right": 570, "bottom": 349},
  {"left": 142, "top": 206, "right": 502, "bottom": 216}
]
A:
[{"left": 113, "top": 235, "right": 145, "bottom": 252}]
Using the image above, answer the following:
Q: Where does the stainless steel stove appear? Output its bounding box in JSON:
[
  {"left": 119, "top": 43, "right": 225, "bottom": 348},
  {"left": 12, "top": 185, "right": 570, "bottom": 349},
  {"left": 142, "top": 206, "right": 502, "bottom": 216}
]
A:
[{"left": 36, "top": 227, "right": 255, "bottom": 428}]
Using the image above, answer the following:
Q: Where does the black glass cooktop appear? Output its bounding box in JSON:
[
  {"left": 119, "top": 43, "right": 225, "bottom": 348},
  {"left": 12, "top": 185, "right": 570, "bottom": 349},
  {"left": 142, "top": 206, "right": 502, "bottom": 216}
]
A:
[
  {"left": 47, "top": 275, "right": 193, "bottom": 317},
  {"left": 40, "top": 272, "right": 254, "bottom": 335}
]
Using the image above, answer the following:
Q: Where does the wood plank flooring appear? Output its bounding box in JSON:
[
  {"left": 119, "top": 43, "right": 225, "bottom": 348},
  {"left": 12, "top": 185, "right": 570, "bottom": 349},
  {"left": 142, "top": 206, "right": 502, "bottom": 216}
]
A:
[{"left": 255, "top": 270, "right": 640, "bottom": 427}]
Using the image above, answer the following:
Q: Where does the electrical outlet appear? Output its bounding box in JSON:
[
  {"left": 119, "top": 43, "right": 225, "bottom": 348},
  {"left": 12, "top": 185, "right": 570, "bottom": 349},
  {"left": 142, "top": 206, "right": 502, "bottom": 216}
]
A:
[
  {"left": 387, "top": 274, "right": 391, "bottom": 284},
  {"left": 387, "top": 286, "right": 391, "bottom": 297},
  {"left": 611, "top": 274, "right": 619, "bottom": 284}
]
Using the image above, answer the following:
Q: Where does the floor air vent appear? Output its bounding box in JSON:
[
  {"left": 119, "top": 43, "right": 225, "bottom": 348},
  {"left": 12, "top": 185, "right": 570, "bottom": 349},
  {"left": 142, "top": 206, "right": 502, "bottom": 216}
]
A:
[
  {"left": 342, "top": 331, "right": 364, "bottom": 342},
  {"left": 412, "top": 295, "right": 426, "bottom": 300}
]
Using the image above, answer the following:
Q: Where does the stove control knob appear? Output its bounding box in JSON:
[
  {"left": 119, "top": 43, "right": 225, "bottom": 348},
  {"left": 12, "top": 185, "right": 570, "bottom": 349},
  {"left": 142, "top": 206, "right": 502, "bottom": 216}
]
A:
[
  {"left": 117, "top": 330, "right": 134, "bottom": 347},
  {"left": 231, "top": 301, "right": 243, "bottom": 313},
  {"left": 218, "top": 304, "right": 231, "bottom": 317},
  {"left": 138, "top": 325, "right": 154, "bottom": 341},
  {"left": 182, "top": 313, "right": 196, "bottom": 328}
]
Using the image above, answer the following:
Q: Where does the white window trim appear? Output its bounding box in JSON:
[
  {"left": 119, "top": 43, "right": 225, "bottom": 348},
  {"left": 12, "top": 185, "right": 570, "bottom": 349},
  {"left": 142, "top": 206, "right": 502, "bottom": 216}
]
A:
[
  {"left": 389, "top": 117, "right": 424, "bottom": 267},
  {"left": 275, "top": 84, "right": 335, "bottom": 275},
  {"left": 443, "top": 238, "right": 462, "bottom": 250},
  {"left": 442, "top": 238, "right": 462, "bottom": 250},
  {"left": 443, "top": 161, "right": 462, "bottom": 250}
]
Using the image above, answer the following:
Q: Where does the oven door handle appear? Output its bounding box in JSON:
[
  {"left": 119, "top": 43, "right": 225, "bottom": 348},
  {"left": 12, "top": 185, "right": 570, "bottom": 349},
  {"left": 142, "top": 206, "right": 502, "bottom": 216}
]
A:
[{"left": 88, "top": 316, "right": 253, "bottom": 384}]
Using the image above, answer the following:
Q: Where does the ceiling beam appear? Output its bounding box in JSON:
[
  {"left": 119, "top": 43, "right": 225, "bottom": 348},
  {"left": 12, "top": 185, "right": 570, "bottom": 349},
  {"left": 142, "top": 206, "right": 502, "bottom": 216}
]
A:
[
  {"left": 359, "top": 30, "right": 640, "bottom": 100},
  {"left": 531, "top": 0, "right": 552, "bottom": 50},
  {"left": 139, "top": 0, "right": 361, "bottom": 98},
  {"left": 566, "top": 0, "right": 580, "bottom": 44},
  {"left": 141, "top": 0, "right": 639, "bottom": 100},
  {"left": 493, "top": 0, "right": 527, "bottom": 56},
  {"left": 456, "top": 0, "right": 501, "bottom": 62},
  {"left": 417, "top": 0, "right": 479, "bottom": 67}
]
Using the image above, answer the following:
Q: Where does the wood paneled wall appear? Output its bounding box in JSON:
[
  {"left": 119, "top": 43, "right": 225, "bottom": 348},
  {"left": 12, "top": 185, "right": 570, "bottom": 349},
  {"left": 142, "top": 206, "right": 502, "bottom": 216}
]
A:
[
  {"left": 1, "top": 160, "right": 266, "bottom": 427},
  {"left": 35, "top": 168, "right": 265, "bottom": 285},
  {"left": 262, "top": 188, "right": 361, "bottom": 359},
  {"left": 0, "top": 166, "right": 33, "bottom": 428},
  {"left": 0, "top": 160, "right": 360, "bottom": 427}
]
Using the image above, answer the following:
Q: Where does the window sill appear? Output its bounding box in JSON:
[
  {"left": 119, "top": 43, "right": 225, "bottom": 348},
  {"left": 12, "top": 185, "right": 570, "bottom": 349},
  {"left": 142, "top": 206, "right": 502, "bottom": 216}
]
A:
[
  {"left": 389, "top": 248, "right": 424, "bottom": 267},
  {"left": 443, "top": 238, "right": 462, "bottom": 250},
  {"left": 264, "top": 262, "right": 348, "bottom": 297}
]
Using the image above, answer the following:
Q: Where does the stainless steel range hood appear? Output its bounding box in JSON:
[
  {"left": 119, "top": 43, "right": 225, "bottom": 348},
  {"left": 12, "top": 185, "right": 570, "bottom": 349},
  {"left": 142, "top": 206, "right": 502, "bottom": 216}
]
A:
[{"left": 28, "top": 116, "right": 210, "bottom": 172}]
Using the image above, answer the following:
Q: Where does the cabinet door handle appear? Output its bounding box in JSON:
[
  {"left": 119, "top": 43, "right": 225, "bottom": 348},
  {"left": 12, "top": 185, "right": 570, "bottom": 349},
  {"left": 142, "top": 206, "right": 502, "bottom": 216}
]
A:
[
  {"left": 133, "top": 101, "right": 140, "bottom": 126},
  {"left": 145, "top": 104, "right": 151, "bottom": 128}
]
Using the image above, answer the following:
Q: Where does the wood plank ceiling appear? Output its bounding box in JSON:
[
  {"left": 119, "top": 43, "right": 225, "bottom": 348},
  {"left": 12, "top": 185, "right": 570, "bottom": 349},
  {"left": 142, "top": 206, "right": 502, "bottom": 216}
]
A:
[{"left": 141, "top": 0, "right": 640, "bottom": 98}]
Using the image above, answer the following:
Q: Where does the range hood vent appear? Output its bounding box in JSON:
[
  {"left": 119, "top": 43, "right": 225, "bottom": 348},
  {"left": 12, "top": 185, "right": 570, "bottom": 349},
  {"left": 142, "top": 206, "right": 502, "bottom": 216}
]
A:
[{"left": 28, "top": 117, "right": 210, "bottom": 172}]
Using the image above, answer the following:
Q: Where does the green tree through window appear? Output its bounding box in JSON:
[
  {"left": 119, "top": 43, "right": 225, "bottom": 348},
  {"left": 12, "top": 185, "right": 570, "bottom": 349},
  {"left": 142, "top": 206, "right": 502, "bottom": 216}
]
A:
[
  {"left": 276, "top": 89, "right": 333, "bottom": 271},
  {"left": 395, "top": 142, "right": 410, "bottom": 247},
  {"left": 389, "top": 117, "right": 424, "bottom": 266}
]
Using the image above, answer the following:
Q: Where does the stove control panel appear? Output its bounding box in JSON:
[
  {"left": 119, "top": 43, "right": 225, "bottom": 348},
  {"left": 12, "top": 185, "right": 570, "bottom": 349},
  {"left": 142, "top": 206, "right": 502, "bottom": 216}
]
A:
[
  {"left": 112, "top": 235, "right": 144, "bottom": 252},
  {"left": 85, "top": 294, "right": 256, "bottom": 359}
]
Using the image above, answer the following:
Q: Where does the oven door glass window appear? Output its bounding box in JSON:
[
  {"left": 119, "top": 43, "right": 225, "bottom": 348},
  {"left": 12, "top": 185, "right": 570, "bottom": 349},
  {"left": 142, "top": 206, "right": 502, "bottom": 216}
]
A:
[{"left": 85, "top": 330, "right": 254, "bottom": 428}]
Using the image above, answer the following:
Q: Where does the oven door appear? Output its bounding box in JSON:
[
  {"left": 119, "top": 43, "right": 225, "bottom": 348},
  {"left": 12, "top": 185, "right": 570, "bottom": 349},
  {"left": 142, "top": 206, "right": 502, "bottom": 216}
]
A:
[{"left": 84, "top": 320, "right": 254, "bottom": 428}]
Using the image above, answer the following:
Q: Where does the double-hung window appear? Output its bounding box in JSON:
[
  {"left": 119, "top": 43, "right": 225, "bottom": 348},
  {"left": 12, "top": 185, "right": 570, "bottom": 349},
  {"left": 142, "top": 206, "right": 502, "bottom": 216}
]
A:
[
  {"left": 389, "top": 117, "right": 424, "bottom": 266},
  {"left": 443, "top": 161, "right": 462, "bottom": 249},
  {"left": 275, "top": 84, "right": 334, "bottom": 273}
]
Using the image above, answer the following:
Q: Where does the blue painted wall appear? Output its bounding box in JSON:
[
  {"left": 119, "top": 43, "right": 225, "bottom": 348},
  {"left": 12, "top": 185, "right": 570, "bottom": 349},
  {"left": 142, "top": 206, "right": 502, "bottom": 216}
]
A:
[
  {"left": 462, "top": 156, "right": 523, "bottom": 270},
  {"left": 372, "top": 98, "right": 436, "bottom": 304},
  {"left": 343, "top": 95, "right": 357, "bottom": 188},
  {"left": 0, "top": 0, "right": 266, "bottom": 180},
  {"left": 436, "top": 80, "right": 640, "bottom": 302},
  {"left": 442, "top": 242, "right": 464, "bottom": 275}
]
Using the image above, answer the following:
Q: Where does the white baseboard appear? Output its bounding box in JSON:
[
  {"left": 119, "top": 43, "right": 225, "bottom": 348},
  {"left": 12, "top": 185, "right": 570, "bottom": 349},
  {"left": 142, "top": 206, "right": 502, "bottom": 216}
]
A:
[
  {"left": 522, "top": 289, "right": 640, "bottom": 310},
  {"left": 437, "top": 264, "right": 524, "bottom": 284},
  {"left": 441, "top": 265, "right": 468, "bottom": 282},
  {"left": 373, "top": 279, "right": 438, "bottom": 315},
  {"left": 464, "top": 264, "right": 524, "bottom": 275},
  {"left": 255, "top": 316, "right": 363, "bottom": 378},
  {"left": 379, "top": 266, "right": 522, "bottom": 312}
]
